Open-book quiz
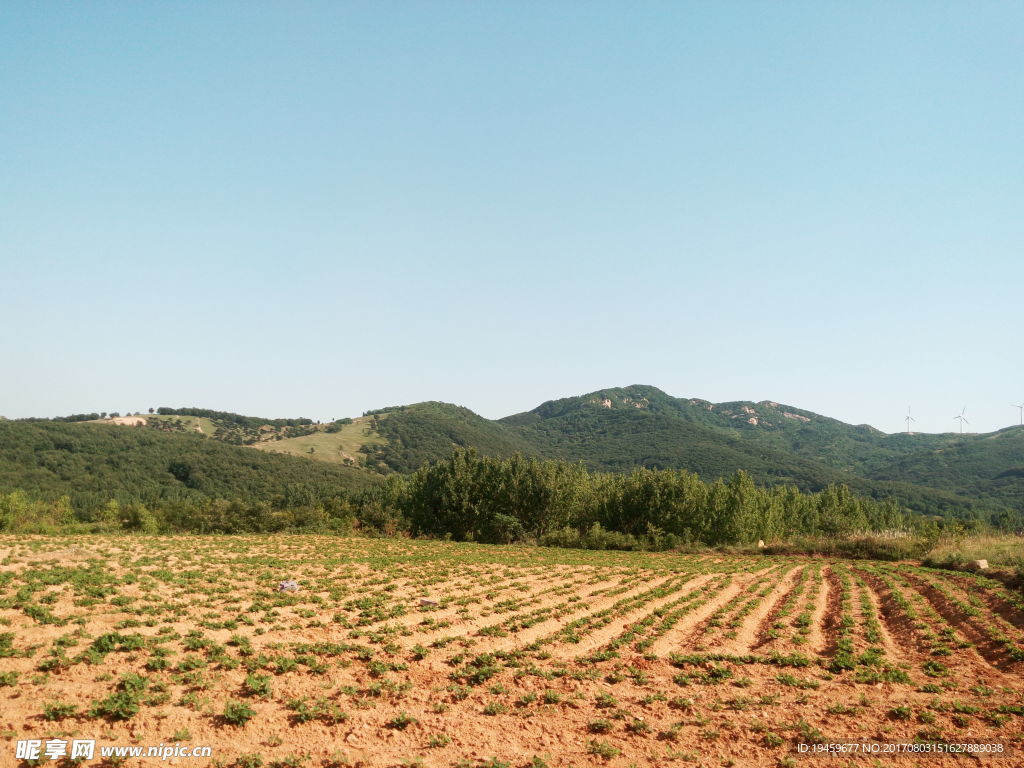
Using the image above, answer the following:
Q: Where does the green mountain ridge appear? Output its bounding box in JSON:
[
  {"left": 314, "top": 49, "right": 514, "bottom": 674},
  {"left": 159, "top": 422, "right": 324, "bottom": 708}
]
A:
[
  {"left": 490, "top": 386, "right": 1000, "bottom": 516},
  {"left": 351, "top": 385, "right": 1021, "bottom": 517},
  {"left": 4, "top": 385, "right": 1022, "bottom": 521}
]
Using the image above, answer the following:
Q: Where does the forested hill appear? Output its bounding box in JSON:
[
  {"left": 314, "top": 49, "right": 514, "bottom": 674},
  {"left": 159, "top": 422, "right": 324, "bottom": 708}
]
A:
[
  {"left": 0, "top": 420, "right": 375, "bottom": 511},
  {"left": 363, "top": 402, "right": 538, "bottom": 473},
  {"left": 499, "top": 385, "right": 1024, "bottom": 518},
  {"left": 495, "top": 385, "right": 999, "bottom": 518}
]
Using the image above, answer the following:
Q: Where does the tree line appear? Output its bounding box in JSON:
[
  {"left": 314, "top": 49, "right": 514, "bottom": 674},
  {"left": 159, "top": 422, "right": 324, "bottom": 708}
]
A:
[
  {"left": 155, "top": 407, "right": 313, "bottom": 429},
  {"left": 390, "top": 449, "right": 912, "bottom": 547},
  {"left": 5, "top": 448, "right": 1000, "bottom": 549}
]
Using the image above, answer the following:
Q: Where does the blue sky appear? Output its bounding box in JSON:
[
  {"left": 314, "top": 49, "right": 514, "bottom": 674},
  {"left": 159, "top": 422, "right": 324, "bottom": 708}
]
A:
[{"left": 2, "top": 3, "right": 1022, "bottom": 434}]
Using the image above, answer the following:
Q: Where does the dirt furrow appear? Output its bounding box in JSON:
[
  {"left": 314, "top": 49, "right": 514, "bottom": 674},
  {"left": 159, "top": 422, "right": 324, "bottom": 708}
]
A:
[
  {"left": 646, "top": 576, "right": 752, "bottom": 656},
  {"left": 409, "top": 573, "right": 631, "bottom": 648},
  {"left": 813, "top": 565, "right": 839, "bottom": 657},
  {"left": 860, "top": 566, "right": 1022, "bottom": 685},
  {"left": 553, "top": 573, "right": 717, "bottom": 658},
  {"left": 935, "top": 571, "right": 1024, "bottom": 631},
  {"left": 901, "top": 571, "right": 1024, "bottom": 674},
  {"left": 853, "top": 567, "right": 932, "bottom": 659},
  {"left": 502, "top": 575, "right": 682, "bottom": 654},
  {"left": 858, "top": 577, "right": 907, "bottom": 665},
  {"left": 924, "top": 570, "right": 1024, "bottom": 643},
  {"left": 716, "top": 565, "right": 802, "bottom": 655},
  {"left": 368, "top": 570, "right": 589, "bottom": 636}
]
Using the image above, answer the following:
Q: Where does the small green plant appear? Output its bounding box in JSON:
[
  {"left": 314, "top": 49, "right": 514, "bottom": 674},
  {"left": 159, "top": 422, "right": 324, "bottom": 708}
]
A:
[
  {"left": 286, "top": 697, "right": 347, "bottom": 724},
  {"left": 587, "top": 739, "right": 620, "bottom": 759},
  {"left": 90, "top": 690, "right": 141, "bottom": 720},
  {"left": 267, "top": 755, "right": 308, "bottom": 768},
  {"left": 517, "top": 692, "right": 538, "bottom": 706},
  {"left": 387, "top": 712, "right": 417, "bottom": 730},
  {"left": 483, "top": 700, "right": 506, "bottom": 716},
  {"left": 777, "top": 673, "right": 819, "bottom": 689},
  {"left": 42, "top": 701, "right": 77, "bottom": 720},
  {"left": 763, "top": 732, "right": 784, "bottom": 747},
  {"left": 243, "top": 673, "right": 272, "bottom": 698},
  {"left": 410, "top": 644, "right": 429, "bottom": 660},
  {"left": 987, "top": 712, "right": 1009, "bottom": 728},
  {"left": 826, "top": 703, "right": 854, "bottom": 715},
  {"left": 626, "top": 718, "right": 651, "bottom": 734},
  {"left": 223, "top": 700, "right": 256, "bottom": 726}
]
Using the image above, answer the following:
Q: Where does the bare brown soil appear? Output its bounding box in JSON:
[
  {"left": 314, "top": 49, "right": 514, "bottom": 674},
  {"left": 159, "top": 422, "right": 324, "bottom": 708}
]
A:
[{"left": 0, "top": 537, "right": 1021, "bottom": 768}]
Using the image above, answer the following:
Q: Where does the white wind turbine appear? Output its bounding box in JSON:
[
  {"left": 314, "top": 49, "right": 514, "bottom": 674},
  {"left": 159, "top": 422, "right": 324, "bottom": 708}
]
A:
[
  {"left": 1013, "top": 404, "right": 1024, "bottom": 426},
  {"left": 953, "top": 406, "right": 969, "bottom": 434},
  {"left": 904, "top": 406, "right": 915, "bottom": 435}
]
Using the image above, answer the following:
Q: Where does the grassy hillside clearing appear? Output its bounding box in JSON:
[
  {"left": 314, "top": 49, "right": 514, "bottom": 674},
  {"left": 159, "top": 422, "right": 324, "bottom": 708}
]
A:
[{"left": 253, "top": 416, "right": 385, "bottom": 465}]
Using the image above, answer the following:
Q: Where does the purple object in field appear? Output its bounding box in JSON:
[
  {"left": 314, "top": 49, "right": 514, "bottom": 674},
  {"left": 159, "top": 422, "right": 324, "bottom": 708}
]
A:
[{"left": 278, "top": 580, "right": 299, "bottom": 593}]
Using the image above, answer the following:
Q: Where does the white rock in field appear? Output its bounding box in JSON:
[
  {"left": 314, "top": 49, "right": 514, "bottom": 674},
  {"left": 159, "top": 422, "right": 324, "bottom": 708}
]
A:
[
  {"left": 419, "top": 598, "right": 438, "bottom": 607},
  {"left": 757, "top": 540, "right": 766, "bottom": 549},
  {"left": 972, "top": 559, "right": 989, "bottom": 571},
  {"left": 277, "top": 580, "right": 300, "bottom": 592}
]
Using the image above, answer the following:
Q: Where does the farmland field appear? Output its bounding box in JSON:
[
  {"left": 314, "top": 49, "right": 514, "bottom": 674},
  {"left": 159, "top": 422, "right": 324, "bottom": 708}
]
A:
[{"left": 1, "top": 537, "right": 1022, "bottom": 767}]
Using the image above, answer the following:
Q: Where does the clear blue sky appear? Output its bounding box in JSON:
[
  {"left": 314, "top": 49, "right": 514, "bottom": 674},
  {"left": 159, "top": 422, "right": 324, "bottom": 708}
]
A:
[{"left": 2, "top": 3, "right": 1021, "bottom": 434}]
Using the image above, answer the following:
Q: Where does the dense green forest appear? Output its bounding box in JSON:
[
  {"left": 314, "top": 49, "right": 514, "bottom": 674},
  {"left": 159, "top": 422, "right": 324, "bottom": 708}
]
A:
[
  {"left": 0, "top": 420, "right": 374, "bottom": 513},
  {"left": 499, "top": 386, "right": 1024, "bottom": 517},
  {"left": 0, "top": 447, "right": 968, "bottom": 554},
  {"left": 398, "top": 450, "right": 912, "bottom": 548},
  {"left": 3, "top": 384, "right": 1023, "bottom": 538},
  {"left": 363, "top": 402, "right": 537, "bottom": 473}
]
